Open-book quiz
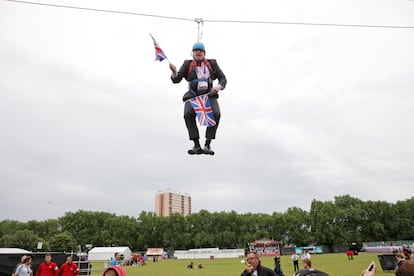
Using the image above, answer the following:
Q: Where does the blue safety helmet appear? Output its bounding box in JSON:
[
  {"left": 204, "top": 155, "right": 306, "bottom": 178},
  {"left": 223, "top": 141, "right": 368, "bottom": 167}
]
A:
[{"left": 192, "top": 42, "right": 205, "bottom": 52}]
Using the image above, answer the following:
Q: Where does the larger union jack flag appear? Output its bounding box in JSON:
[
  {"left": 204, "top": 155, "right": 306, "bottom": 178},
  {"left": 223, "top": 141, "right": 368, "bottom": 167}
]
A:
[
  {"left": 189, "top": 94, "right": 216, "bottom": 127},
  {"left": 150, "top": 34, "right": 167, "bottom": 62}
]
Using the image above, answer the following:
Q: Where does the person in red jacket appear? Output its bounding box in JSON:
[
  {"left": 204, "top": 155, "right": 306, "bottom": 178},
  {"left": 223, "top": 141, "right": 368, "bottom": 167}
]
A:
[
  {"left": 36, "top": 254, "right": 59, "bottom": 276},
  {"left": 58, "top": 257, "right": 79, "bottom": 276}
]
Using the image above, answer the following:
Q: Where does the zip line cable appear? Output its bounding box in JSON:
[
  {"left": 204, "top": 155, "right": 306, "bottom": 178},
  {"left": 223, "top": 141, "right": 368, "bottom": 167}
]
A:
[
  {"left": 204, "top": 18, "right": 414, "bottom": 29},
  {"left": 3, "top": 0, "right": 414, "bottom": 29},
  {"left": 2, "top": 0, "right": 194, "bottom": 22}
]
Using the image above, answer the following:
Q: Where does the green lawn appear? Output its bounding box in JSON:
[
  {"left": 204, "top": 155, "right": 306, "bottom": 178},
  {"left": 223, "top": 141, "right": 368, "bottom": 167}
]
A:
[{"left": 90, "top": 252, "right": 391, "bottom": 276}]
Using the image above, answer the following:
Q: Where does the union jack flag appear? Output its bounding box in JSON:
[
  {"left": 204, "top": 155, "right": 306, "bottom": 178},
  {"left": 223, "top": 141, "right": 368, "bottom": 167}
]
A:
[
  {"left": 189, "top": 94, "right": 216, "bottom": 127},
  {"left": 150, "top": 34, "right": 167, "bottom": 62}
]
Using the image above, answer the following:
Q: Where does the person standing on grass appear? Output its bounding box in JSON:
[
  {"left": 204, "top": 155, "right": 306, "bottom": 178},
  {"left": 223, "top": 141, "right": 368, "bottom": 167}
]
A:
[
  {"left": 58, "top": 256, "right": 79, "bottom": 276},
  {"left": 110, "top": 252, "right": 121, "bottom": 266},
  {"left": 291, "top": 252, "right": 300, "bottom": 272},
  {"left": 274, "top": 256, "right": 284, "bottom": 276},
  {"left": 12, "top": 255, "right": 27, "bottom": 276},
  {"left": 302, "top": 250, "right": 311, "bottom": 260},
  {"left": 36, "top": 254, "right": 59, "bottom": 276},
  {"left": 15, "top": 256, "right": 32, "bottom": 276}
]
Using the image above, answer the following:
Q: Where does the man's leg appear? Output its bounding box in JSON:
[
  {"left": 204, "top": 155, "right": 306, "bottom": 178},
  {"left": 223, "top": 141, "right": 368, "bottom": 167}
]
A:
[
  {"left": 184, "top": 102, "right": 202, "bottom": 154},
  {"left": 204, "top": 97, "right": 220, "bottom": 155}
]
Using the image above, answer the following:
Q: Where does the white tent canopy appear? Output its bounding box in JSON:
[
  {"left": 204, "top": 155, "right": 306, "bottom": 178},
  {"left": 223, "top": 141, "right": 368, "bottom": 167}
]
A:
[
  {"left": 88, "top": 247, "right": 132, "bottom": 261},
  {"left": 0, "top": 248, "right": 31, "bottom": 254},
  {"left": 174, "top": 248, "right": 245, "bottom": 259}
]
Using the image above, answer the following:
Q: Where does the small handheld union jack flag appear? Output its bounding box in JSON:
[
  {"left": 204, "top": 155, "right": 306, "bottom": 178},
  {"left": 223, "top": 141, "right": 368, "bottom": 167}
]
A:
[
  {"left": 189, "top": 94, "right": 216, "bottom": 127},
  {"left": 149, "top": 34, "right": 168, "bottom": 62}
]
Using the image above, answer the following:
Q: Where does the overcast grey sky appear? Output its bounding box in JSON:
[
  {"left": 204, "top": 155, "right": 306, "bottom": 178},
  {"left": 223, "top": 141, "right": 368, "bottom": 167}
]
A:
[{"left": 1, "top": 0, "right": 413, "bottom": 222}]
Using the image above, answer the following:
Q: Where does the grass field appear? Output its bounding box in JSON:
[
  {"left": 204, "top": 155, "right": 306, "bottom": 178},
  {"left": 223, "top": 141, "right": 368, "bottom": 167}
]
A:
[{"left": 89, "top": 252, "right": 392, "bottom": 276}]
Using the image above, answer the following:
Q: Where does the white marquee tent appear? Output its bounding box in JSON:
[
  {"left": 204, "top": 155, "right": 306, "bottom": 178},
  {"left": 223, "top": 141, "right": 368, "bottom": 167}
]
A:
[
  {"left": 0, "top": 248, "right": 32, "bottom": 254},
  {"left": 174, "top": 248, "right": 244, "bottom": 259},
  {"left": 87, "top": 247, "right": 132, "bottom": 261}
]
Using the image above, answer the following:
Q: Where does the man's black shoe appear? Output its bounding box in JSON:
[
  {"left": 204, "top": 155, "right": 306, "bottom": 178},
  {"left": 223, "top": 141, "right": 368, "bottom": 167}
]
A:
[
  {"left": 188, "top": 146, "right": 203, "bottom": 155},
  {"left": 203, "top": 146, "right": 215, "bottom": 155}
]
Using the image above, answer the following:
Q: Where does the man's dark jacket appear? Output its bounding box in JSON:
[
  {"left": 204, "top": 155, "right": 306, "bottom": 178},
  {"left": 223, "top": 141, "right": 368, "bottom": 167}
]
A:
[
  {"left": 294, "top": 269, "right": 329, "bottom": 276},
  {"left": 171, "top": 59, "right": 227, "bottom": 101},
  {"left": 241, "top": 264, "right": 277, "bottom": 276}
]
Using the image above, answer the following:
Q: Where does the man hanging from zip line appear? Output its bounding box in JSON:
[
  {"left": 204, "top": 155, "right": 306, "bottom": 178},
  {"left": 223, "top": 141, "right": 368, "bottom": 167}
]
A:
[{"left": 169, "top": 42, "right": 227, "bottom": 155}]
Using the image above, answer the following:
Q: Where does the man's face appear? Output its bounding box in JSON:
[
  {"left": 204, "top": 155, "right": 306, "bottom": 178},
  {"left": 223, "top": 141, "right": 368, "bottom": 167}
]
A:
[
  {"left": 246, "top": 253, "right": 260, "bottom": 269},
  {"left": 45, "top": 255, "right": 51, "bottom": 263},
  {"left": 276, "top": 257, "right": 281, "bottom": 263},
  {"left": 192, "top": 49, "right": 205, "bottom": 62},
  {"left": 116, "top": 253, "right": 121, "bottom": 260}
]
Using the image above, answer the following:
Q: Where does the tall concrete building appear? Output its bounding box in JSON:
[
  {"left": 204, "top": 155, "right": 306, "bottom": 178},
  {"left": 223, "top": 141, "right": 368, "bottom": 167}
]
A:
[{"left": 155, "top": 191, "right": 191, "bottom": 217}]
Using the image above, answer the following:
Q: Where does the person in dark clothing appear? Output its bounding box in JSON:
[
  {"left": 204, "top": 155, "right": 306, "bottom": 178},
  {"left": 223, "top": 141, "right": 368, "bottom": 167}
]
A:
[
  {"left": 295, "top": 259, "right": 329, "bottom": 276},
  {"left": 241, "top": 252, "right": 276, "bottom": 276},
  {"left": 170, "top": 41, "right": 227, "bottom": 155},
  {"left": 187, "top": 262, "right": 193, "bottom": 269},
  {"left": 274, "top": 256, "right": 284, "bottom": 276}
]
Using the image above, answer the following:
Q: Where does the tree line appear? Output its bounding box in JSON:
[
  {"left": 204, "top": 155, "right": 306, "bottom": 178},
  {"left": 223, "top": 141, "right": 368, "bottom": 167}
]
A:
[{"left": 1, "top": 195, "right": 413, "bottom": 253}]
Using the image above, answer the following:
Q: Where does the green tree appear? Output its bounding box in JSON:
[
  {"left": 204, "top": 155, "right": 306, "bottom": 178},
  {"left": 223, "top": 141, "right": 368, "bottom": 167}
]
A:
[
  {"left": 26, "top": 219, "right": 61, "bottom": 239},
  {"left": 48, "top": 231, "right": 77, "bottom": 252},
  {"left": 309, "top": 199, "right": 345, "bottom": 246},
  {"left": 110, "top": 215, "right": 140, "bottom": 250},
  {"left": 210, "top": 211, "right": 240, "bottom": 248},
  {"left": 2, "top": 196, "right": 414, "bottom": 251},
  {"left": 0, "top": 220, "right": 25, "bottom": 239},
  {"left": 361, "top": 200, "right": 393, "bottom": 242},
  {"left": 161, "top": 213, "right": 189, "bottom": 250},
  {"left": 282, "top": 207, "right": 311, "bottom": 246},
  {"left": 136, "top": 211, "right": 164, "bottom": 249},
  {"left": 1, "top": 229, "right": 46, "bottom": 251},
  {"left": 392, "top": 197, "right": 414, "bottom": 240},
  {"left": 269, "top": 212, "right": 285, "bottom": 245},
  {"left": 58, "top": 210, "right": 119, "bottom": 247},
  {"left": 332, "top": 195, "right": 366, "bottom": 244}
]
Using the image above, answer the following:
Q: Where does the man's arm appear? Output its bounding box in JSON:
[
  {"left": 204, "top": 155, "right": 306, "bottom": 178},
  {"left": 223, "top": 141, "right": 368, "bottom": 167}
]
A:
[
  {"left": 170, "top": 60, "right": 191, "bottom": 83},
  {"left": 209, "top": 59, "right": 227, "bottom": 90},
  {"left": 53, "top": 263, "right": 59, "bottom": 276},
  {"left": 14, "top": 264, "right": 23, "bottom": 276},
  {"left": 74, "top": 264, "right": 80, "bottom": 275}
]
